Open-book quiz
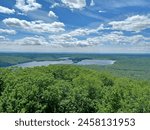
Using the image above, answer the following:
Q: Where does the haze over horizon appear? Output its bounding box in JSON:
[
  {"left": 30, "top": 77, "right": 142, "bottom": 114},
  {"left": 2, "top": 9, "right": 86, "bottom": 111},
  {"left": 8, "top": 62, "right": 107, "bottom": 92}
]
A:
[{"left": 0, "top": 0, "right": 150, "bottom": 53}]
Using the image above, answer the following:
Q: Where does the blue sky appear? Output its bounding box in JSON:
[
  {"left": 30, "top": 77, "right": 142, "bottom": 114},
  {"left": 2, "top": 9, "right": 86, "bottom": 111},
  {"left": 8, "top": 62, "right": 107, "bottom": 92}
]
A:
[{"left": 0, "top": 0, "right": 150, "bottom": 53}]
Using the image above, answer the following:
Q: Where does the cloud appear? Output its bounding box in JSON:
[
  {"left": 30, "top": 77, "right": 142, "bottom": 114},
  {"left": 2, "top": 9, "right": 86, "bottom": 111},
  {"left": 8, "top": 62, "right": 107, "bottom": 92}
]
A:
[
  {"left": 91, "top": 32, "right": 150, "bottom": 47},
  {"left": 0, "top": 6, "right": 15, "bottom": 14},
  {"left": 46, "top": 25, "right": 112, "bottom": 47},
  {"left": 0, "top": 36, "right": 6, "bottom": 40},
  {"left": 109, "top": 15, "right": 150, "bottom": 32},
  {"left": 48, "top": 30, "right": 150, "bottom": 48},
  {"left": 98, "top": 10, "right": 106, "bottom": 13},
  {"left": 61, "top": 0, "right": 86, "bottom": 10},
  {"left": 48, "top": 34, "right": 101, "bottom": 48},
  {"left": 17, "top": 12, "right": 26, "bottom": 16},
  {"left": 15, "top": 0, "right": 42, "bottom": 12},
  {"left": 1, "top": 30, "right": 150, "bottom": 49},
  {"left": 49, "top": 34, "right": 97, "bottom": 47},
  {"left": 47, "top": 24, "right": 106, "bottom": 47},
  {"left": 97, "top": 31, "right": 150, "bottom": 46},
  {"left": 49, "top": 34, "right": 78, "bottom": 47},
  {"left": 0, "top": 29, "right": 16, "bottom": 35},
  {"left": 68, "top": 28, "right": 93, "bottom": 36},
  {"left": 3, "top": 18, "right": 65, "bottom": 33},
  {"left": 66, "top": 24, "right": 106, "bottom": 37},
  {"left": 50, "top": 3, "right": 60, "bottom": 8},
  {"left": 14, "top": 36, "right": 48, "bottom": 45},
  {"left": 48, "top": 11, "right": 58, "bottom": 18},
  {"left": 90, "top": 0, "right": 95, "bottom": 6},
  {"left": 0, "top": 35, "right": 49, "bottom": 46}
]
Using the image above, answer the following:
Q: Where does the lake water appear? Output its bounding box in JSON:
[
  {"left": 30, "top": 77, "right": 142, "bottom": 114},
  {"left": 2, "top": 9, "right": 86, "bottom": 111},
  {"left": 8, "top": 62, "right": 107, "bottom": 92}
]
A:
[
  {"left": 15, "top": 59, "right": 116, "bottom": 68},
  {"left": 76, "top": 60, "right": 115, "bottom": 65}
]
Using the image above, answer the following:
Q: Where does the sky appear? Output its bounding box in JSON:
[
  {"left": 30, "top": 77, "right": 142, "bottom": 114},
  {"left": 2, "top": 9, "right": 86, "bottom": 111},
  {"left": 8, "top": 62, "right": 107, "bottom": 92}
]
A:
[{"left": 0, "top": 0, "right": 150, "bottom": 53}]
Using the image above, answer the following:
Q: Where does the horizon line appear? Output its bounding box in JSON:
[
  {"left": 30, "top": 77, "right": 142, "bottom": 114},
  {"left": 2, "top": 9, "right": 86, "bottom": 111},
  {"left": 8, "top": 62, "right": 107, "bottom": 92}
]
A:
[{"left": 0, "top": 51, "right": 150, "bottom": 55}]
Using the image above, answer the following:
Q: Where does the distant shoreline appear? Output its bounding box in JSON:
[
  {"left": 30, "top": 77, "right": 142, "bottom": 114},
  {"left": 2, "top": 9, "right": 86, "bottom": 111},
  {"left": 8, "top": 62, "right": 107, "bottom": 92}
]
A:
[{"left": 0, "top": 52, "right": 150, "bottom": 55}]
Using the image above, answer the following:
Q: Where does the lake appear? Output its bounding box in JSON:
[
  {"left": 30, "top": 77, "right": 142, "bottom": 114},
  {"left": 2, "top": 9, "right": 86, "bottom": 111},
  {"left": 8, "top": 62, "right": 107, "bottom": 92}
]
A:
[
  {"left": 15, "top": 59, "right": 116, "bottom": 68},
  {"left": 76, "top": 60, "right": 115, "bottom": 65}
]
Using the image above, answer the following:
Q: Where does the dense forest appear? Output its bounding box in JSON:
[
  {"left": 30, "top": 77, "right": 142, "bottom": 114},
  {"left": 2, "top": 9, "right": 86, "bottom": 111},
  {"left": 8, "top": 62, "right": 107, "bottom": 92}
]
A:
[{"left": 0, "top": 65, "right": 149, "bottom": 113}]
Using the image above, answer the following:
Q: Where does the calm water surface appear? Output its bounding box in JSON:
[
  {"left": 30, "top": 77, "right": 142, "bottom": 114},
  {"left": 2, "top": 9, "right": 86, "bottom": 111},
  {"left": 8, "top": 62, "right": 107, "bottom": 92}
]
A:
[{"left": 16, "top": 59, "right": 116, "bottom": 67}]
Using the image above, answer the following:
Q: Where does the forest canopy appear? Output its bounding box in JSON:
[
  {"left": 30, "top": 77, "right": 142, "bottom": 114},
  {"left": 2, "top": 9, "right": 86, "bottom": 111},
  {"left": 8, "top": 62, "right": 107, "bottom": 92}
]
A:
[{"left": 0, "top": 65, "right": 149, "bottom": 113}]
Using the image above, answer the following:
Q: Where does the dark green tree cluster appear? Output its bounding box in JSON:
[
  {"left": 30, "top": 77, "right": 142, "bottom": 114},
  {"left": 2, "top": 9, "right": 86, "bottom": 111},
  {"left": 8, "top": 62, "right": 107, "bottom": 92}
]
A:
[{"left": 0, "top": 65, "right": 149, "bottom": 113}]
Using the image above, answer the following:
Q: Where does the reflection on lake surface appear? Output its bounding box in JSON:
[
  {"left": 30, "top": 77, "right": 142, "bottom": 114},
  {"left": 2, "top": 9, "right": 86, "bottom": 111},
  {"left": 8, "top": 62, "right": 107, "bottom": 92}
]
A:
[
  {"left": 76, "top": 60, "right": 115, "bottom": 65},
  {"left": 16, "top": 60, "right": 73, "bottom": 67},
  {"left": 15, "top": 59, "right": 116, "bottom": 67}
]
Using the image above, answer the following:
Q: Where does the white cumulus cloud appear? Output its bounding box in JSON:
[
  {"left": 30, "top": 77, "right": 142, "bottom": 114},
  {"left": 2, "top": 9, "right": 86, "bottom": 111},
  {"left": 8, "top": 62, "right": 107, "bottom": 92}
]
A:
[
  {"left": 0, "top": 29, "right": 16, "bottom": 35},
  {"left": 65, "top": 24, "right": 105, "bottom": 37},
  {"left": 61, "top": 0, "right": 86, "bottom": 10},
  {"left": 3, "top": 18, "right": 65, "bottom": 33},
  {"left": 109, "top": 15, "right": 150, "bottom": 32},
  {"left": 14, "top": 36, "right": 48, "bottom": 45},
  {"left": 48, "top": 30, "right": 150, "bottom": 48},
  {"left": 0, "top": 36, "right": 6, "bottom": 40},
  {"left": 0, "top": 6, "right": 15, "bottom": 14},
  {"left": 49, "top": 34, "right": 96, "bottom": 47},
  {"left": 48, "top": 11, "right": 58, "bottom": 18},
  {"left": 97, "top": 31, "right": 150, "bottom": 46},
  {"left": 15, "top": 0, "right": 42, "bottom": 12},
  {"left": 50, "top": 3, "right": 60, "bottom": 8},
  {"left": 90, "top": 0, "right": 95, "bottom": 6}
]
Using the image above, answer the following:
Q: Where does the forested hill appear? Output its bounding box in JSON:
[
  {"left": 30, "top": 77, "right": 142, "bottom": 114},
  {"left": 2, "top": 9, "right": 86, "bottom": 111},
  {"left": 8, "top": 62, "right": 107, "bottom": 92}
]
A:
[{"left": 0, "top": 65, "right": 149, "bottom": 113}]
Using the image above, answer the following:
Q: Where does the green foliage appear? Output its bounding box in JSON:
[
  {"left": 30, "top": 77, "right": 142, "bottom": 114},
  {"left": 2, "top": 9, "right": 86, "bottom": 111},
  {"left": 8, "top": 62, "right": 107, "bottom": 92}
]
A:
[
  {"left": 0, "top": 65, "right": 149, "bottom": 113},
  {"left": 0, "top": 76, "right": 3, "bottom": 94}
]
